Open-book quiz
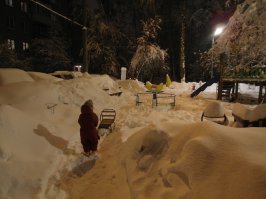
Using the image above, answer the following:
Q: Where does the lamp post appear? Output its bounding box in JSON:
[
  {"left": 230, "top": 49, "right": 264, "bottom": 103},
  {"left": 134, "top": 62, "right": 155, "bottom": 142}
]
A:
[{"left": 211, "top": 26, "right": 225, "bottom": 78}]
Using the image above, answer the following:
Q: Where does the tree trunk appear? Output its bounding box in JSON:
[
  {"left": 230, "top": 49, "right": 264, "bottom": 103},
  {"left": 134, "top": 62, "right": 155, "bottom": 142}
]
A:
[{"left": 179, "top": 0, "right": 186, "bottom": 82}]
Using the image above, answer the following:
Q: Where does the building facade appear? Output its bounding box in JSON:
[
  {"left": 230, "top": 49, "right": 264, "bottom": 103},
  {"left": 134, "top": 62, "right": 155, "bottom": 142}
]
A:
[
  {"left": 0, "top": 0, "right": 33, "bottom": 53},
  {"left": 0, "top": 0, "right": 82, "bottom": 63}
]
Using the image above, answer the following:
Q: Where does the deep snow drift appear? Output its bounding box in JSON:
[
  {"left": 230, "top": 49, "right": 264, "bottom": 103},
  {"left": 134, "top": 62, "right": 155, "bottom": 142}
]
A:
[{"left": 0, "top": 68, "right": 265, "bottom": 199}]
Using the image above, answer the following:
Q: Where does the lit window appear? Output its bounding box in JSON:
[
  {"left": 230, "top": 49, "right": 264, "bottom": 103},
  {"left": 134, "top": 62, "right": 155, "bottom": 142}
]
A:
[
  {"left": 22, "top": 42, "right": 29, "bottom": 50},
  {"left": 21, "top": 1, "right": 27, "bottom": 12},
  {"left": 5, "top": 0, "right": 13, "bottom": 7},
  {"left": 7, "top": 39, "right": 15, "bottom": 50}
]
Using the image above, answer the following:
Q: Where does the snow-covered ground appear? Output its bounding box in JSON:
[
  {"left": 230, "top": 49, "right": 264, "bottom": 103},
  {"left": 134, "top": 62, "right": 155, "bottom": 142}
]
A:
[{"left": 0, "top": 68, "right": 265, "bottom": 199}]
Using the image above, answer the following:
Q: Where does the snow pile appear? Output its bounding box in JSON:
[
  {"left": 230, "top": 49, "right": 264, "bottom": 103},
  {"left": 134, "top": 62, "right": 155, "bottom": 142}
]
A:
[
  {"left": 119, "top": 122, "right": 266, "bottom": 199},
  {"left": 28, "top": 71, "right": 62, "bottom": 82},
  {"left": 0, "top": 68, "right": 265, "bottom": 199},
  {"left": 64, "top": 121, "right": 266, "bottom": 199},
  {"left": 117, "top": 79, "right": 146, "bottom": 93},
  {"left": 0, "top": 105, "right": 65, "bottom": 199},
  {"left": 0, "top": 68, "right": 34, "bottom": 86},
  {"left": 0, "top": 69, "right": 119, "bottom": 198}
]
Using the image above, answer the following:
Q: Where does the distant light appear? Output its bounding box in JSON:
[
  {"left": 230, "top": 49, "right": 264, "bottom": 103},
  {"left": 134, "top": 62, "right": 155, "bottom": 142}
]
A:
[{"left": 214, "top": 26, "right": 225, "bottom": 36}]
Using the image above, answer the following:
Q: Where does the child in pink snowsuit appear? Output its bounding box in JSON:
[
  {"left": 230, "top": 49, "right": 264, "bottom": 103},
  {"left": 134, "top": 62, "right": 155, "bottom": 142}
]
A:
[{"left": 78, "top": 100, "right": 99, "bottom": 155}]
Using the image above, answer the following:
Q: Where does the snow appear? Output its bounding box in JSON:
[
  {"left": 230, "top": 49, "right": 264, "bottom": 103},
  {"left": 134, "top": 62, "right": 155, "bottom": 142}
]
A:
[
  {"left": 203, "top": 101, "right": 225, "bottom": 118},
  {"left": 232, "top": 103, "right": 266, "bottom": 121},
  {"left": 0, "top": 68, "right": 265, "bottom": 199},
  {"left": 28, "top": 71, "right": 62, "bottom": 82},
  {"left": 0, "top": 68, "right": 34, "bottom": 86}
]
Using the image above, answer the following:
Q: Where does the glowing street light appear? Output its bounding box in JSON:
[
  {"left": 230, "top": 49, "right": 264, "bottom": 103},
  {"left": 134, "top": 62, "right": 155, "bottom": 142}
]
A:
[
  {"left": 211, "top": 25, "right": 225, "bottom": 78},
  {"left": 214, "top": 26, "right": 225, "bottom": 36}
]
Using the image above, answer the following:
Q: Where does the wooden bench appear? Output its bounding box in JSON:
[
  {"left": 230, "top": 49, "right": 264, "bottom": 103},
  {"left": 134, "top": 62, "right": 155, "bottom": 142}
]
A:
[{"left": 98, "top": 109, "right": 116, "bottom": 132}]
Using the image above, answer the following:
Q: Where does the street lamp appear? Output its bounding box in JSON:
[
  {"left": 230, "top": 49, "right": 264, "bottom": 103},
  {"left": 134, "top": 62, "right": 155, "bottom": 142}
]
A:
[{"left": 211, "top": 25, "right": 225, "bottom": 78}]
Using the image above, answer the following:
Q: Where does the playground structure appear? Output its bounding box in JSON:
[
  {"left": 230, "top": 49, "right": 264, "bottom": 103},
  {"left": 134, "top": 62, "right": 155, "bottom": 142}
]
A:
[
  {"left": 217, "top": 78, "right": 266, "bottom": 103},
  {"left": 135, "top": 74, "right": 176, "bottom": 107},
  {"left": 191, "top": 75, "right": 219, "bottom": 98},
  {"left": 135, "top": 91, "right": 176, "bottom": 107},
  {"left": 217, "top": 54, "right": 266, "bottom": 103},
  {"left": 191, "top": 53, "right": 266, "bottom": 104}
]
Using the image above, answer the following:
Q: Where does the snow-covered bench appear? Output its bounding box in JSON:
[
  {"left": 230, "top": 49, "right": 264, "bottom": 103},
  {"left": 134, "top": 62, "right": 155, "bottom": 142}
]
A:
[{"left": 232, "top": 103, "right": 266, "bottom": 127}]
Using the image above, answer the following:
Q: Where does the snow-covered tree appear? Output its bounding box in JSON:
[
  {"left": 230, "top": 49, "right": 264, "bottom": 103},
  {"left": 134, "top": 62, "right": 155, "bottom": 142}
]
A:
[
  {"left": 85, "top": 10, "right": 127, "bottom": 76},
  {"left": 205, "top": 0, "right": 266, "bottom": 77},
  {"left": 28, "top": 36, "right": 71, "bottom": 73},
  {"left": 129, "top": 16, "right": 169, "bottom": 83}
]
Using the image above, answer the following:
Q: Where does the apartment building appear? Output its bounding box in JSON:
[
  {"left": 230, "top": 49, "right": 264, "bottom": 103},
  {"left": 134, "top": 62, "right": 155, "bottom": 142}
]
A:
[{"left": 0, "top": 0, "right": 81, "bottom": 59}]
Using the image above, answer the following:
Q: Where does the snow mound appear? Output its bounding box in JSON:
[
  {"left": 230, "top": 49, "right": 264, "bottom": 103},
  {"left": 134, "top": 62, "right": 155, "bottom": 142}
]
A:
[
  {"left": 93, "top": 74, "right": 118, "bottom": 90},
  {"left": 0, "top": 104, "right": 65, "bottom": 199},
  {"left": 120, "top": 122, "right": 266, "bottom": 199},
  {"left": 54, "top": 75, "right": 117, "bottom": 110},
  {"left": 28, "top": 72, "right": 62, "bottom": 82},
  {"left": 0, "top": 68, "right": 34, "bottom": 86},
  {"left": 117, "top": 79, "right": 146, "bottom": 93}
]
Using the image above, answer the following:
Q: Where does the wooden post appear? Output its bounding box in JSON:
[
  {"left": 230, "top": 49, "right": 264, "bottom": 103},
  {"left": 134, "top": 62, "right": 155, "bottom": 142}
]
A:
[
  {"left": 217, "top": 53, "right": 227, "bottom": 100},
  {"left": 258, "top": 84, "right": 263, "bottom": 103},
  {"left": 235, "top": 82, "right": 239, "bottom": 101},
  {"left": 231, "top": 81, "right": 235, "bottom": 101},
  {"left": 263, "top": 86, "right": 266, "bottom": 103},
  {"left": 179, "top": 0, "right": 186, "bottom": 82}
]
